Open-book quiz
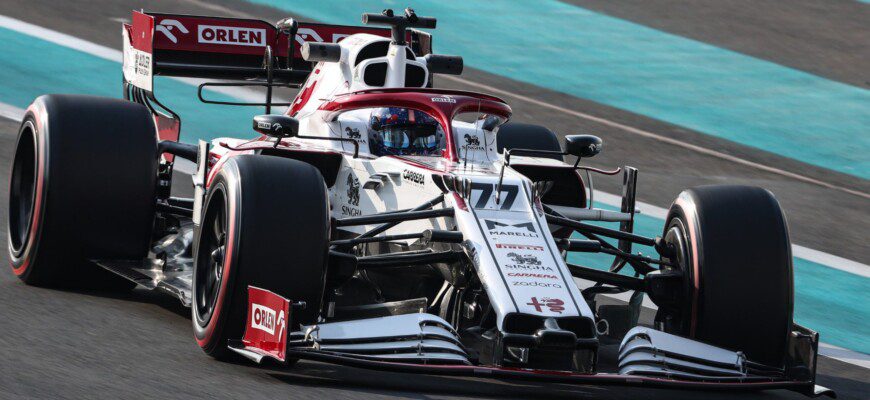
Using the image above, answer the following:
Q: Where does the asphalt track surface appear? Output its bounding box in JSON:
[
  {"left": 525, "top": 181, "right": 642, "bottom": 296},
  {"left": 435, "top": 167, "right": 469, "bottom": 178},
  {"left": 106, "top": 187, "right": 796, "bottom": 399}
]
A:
[{"left": 0, "top": 0, "right": 868, "bottom": 399}]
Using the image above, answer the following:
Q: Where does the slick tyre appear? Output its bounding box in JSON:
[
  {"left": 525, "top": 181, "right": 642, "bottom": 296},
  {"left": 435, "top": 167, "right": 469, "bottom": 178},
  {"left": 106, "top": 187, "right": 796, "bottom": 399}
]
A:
[
  {"left": 192, "top": 155, "right": 329, "bottom": 359},
  {"left": 7, "top": 95, "right": 157, "bottom": 289},
  {"left": 662, "top": 185, "right": 793, "bottom": 367}
]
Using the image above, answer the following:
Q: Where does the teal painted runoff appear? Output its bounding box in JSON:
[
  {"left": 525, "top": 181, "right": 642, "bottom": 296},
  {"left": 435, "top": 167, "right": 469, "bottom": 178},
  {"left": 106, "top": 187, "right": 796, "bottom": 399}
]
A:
[
  {"left": 247, "top": 0, "right": 870, "bottom": 179},
  {"left": 0, "top": 27, "right": 257, "bottom": 144}
]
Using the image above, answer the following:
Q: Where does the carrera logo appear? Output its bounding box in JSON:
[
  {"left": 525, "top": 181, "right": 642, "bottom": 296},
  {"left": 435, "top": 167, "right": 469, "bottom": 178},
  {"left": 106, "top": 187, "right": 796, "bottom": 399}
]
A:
[
  {"left": 402, "top": 170, "right": 425, "bottom": 186},
  {"left": 198, "top": 25, "right": 266, "bottom": 47},
  {"left": 251, "top": 303, "right": 277, "bottom": 334},
  {"left": 507, "top": 272, "right": 558, "bottom": 279},
  {"left": 495, "top": 243, "right": 544, "bottom": 251}
]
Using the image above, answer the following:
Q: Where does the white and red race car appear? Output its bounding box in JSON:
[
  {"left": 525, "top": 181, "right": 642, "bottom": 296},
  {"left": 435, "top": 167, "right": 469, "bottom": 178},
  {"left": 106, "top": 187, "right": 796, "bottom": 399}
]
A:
[{"left": 6, "top": 8, "right": 832, "bottom": 397}]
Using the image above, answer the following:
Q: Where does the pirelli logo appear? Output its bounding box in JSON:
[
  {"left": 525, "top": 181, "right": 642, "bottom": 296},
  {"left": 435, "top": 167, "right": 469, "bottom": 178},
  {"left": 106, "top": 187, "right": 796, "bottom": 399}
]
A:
[{"left": 495, "top": 243, "right": 544, "bottom": 251}]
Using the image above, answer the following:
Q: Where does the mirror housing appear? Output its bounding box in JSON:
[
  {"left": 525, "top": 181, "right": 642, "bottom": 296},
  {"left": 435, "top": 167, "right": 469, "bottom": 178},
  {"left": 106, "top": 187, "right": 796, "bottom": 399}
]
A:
[
  {"left": 253, "top": 115, "right": 299, "bottom": 138},
  {"left": 564, "top": 135, "right": 603, "bottom": 158}
]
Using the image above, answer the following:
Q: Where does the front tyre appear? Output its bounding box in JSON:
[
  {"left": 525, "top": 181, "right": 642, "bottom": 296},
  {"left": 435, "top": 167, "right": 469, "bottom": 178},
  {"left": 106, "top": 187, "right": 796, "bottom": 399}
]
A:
[
  {"left": 192, "top": 155, "right": 330, "bottom": 359},
  {"left": 660, "top": 185, "right": 793, "bottom": 367}
]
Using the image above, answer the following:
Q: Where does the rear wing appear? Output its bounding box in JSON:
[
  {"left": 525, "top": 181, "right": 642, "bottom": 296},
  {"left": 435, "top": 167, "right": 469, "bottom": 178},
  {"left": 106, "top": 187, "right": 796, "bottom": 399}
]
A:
[
  {"left": 123, "top": 11, "right": 432, "bottom": 90},
  {"left": 121, "top": 11, "right": 432, "bottom": 144}
]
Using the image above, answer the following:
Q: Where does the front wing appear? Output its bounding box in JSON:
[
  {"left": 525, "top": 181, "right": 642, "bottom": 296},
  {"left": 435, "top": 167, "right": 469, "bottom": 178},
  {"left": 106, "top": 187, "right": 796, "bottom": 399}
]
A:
[{"left": 227, "top": 286, "right": 835, "bottom": 398}]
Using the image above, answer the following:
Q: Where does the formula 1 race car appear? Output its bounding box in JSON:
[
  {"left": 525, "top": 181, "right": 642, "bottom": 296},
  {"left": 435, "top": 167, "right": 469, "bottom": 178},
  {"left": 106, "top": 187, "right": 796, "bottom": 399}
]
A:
[{"left": 6, "top": 8, "right": 833, "bottom": 398}]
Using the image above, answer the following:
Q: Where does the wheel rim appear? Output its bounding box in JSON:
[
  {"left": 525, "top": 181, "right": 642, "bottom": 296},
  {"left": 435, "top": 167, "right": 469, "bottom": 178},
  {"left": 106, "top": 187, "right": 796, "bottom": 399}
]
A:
[
  {"left": 8, "top": 125, "right": 37, "bottom": 257},
  {"left": 195, "top": 190, "right": 227, "bottom": 324},
  {"left": 661, "top": 219, "right": 693, "bottom": 334}
]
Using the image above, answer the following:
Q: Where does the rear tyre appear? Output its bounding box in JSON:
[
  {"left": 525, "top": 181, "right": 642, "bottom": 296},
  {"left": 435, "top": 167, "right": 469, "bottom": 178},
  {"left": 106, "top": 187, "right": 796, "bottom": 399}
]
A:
[
  {"left": 192, "top": 155, "right": 330, "bottom": 359},
  {"left": 661, "top": 185, "right": 793, "bottom": 367},
  {"left": 496, "top": 123, "right": 563, "bottom": 161},
  {"left": 7, "top": 95, "right": 157, "bottom": 288}
]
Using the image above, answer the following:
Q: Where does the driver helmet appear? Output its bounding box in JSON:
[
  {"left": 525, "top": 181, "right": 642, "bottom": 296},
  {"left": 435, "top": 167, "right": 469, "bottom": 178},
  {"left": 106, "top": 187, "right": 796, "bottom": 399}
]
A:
[{"left": 368, "top": 107, "right": 443, "bottom": 156}]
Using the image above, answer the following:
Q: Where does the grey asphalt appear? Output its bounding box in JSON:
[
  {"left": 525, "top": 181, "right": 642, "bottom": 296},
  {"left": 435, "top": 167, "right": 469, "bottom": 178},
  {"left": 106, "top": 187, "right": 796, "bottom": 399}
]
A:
[{"left": 0, "top": 0, "right": 868, "bottom": 399}]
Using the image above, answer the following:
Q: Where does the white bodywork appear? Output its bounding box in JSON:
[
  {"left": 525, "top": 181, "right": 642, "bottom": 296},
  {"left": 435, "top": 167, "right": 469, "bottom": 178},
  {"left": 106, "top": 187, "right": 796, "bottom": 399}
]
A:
[{"left": 210, "top": 33, "right": 594, "bottom": 329}]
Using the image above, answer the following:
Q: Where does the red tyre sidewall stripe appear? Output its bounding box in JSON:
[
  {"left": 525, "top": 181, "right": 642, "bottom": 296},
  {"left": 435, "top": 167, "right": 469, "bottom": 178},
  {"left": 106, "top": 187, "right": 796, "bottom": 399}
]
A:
[
  {"left": 11, "top": 105, "right": 46, "bottom": 276},
  {"left": 195, "top": 180, "right": 238, "bottom": 348}
]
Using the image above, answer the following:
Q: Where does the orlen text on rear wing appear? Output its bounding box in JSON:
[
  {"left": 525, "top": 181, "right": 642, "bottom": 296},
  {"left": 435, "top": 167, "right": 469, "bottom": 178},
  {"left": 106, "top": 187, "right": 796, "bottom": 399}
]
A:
[{"left": 121, "top": 10, "right": 431, "bottom": 143}]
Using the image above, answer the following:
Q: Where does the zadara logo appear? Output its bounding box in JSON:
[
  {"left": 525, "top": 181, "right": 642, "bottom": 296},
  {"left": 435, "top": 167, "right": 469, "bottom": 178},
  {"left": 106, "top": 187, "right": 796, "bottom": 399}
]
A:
[
  {"left": 198, "top": 25, "right": 266, "bottom": 47},
  {"left": 251, "top": 303, "right": 277, "bottom": 334}
]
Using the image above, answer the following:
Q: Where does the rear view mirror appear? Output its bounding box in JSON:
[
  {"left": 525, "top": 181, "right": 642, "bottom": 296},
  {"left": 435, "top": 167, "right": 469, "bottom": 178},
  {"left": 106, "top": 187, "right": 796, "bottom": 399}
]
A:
[
  {"left": 564, "top": 135, "right": 603, "bottom": 158},
  {"left": 253, "top": 115, "right": 299, "bottom": 138}
]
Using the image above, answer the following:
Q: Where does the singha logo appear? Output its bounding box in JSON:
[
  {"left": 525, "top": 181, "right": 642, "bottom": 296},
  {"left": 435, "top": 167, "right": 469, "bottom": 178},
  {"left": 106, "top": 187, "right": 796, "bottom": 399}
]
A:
[
  {"left": 506, "top": 252, "right": 542, "bottom": 265},
  {"left": 464, "top": 134, "right": 480, "bottom": 146},
  {"left": 346, "top": 174, "right": 360, "bottom": 206},
  {"left": 345, "top": 126, "right": 361, "bottom": 139}
]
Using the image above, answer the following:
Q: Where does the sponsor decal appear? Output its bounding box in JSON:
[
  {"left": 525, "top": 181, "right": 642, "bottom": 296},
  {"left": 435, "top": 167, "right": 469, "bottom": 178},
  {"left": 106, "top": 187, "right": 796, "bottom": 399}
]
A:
[
  {"left": 295, "top": 28, "right": 324, "bottom": 46},
  {"left": 341, "top": 205, "right": 362, "bottom": 217},
  {"left": 514, "top": 281, "right": 562, "bottom": 288},
  {"left": 506, "top": 252, "right": 541, "bottom": 265},
  {"left": 461, "top": 134, "right": 485, "bottom": 153},
  {"left": 463, "top": 134, "right": 481, "bottom": 147},
  {"left": 341, "top": 173, "right": 362, "bottom": 216},
  {"left": 527, "top": 297, "right": 565, "bottom": 314},
  {"left": 504, "top": 264, "right": 554, "bottom": 271},
  {"left": 484, "top": 219, "right": 539, "bottom": 238},
  {"left": 346, "top": 174, "right": 360, "bottom": 206},
  {"left": 123, "top": 28, "right": 153, "bottom": 91},
  {"left": 258, "top": 121, "right": 284, "bottom": 133},
  {"left": 156, "top": 19, "right": 188, "bottom": 43},
  {"left": 495, "top": 243, "right": 544, "bottom": 251},
  {"left": 198, "top": 25, "right": 266, "bottom": 47},
  {"left": 431, "top": 95, "right": 457, "bottom": 103},
  {"left": 402, "top": 169, "right": 425, "bottom": 187},
  {"left": 242, "top": 287, "right": 290, "bottom": 362},
  {"left": 251, "top": 303, "right": 278, "bottom": 335},
  {"left": 507, "top": 272, "right": 558, "bottom": 280},
  {"left": 345, "top": 126, "right": 361, "bottom": 139}
]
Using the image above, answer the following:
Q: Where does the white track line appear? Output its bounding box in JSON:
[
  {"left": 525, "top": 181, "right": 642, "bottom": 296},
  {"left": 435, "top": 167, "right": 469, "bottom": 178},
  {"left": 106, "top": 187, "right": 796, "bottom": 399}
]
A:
[
  {"left": 0, "top": 102, "right": 24, "bottom": 122},
  {"left": 1, "top": 12, "right": 867, "bottom": 369},
  {"left": 440, "top": 75, "right": 870, "bottom": 201}
]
